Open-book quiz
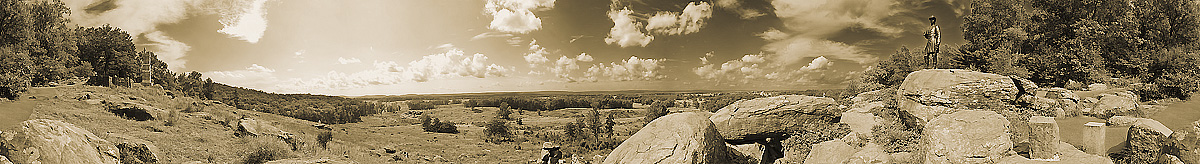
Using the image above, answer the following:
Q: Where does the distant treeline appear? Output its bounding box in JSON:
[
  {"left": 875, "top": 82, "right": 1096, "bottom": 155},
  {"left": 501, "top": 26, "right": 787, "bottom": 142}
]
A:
[
  {"left": 210, "top": 84, "right": 393, "bottom": 124},
  {"left": 463, "top": 97, "right": 632, "bottom": 111},
  {"left": 0, "top": 0, "right": 389, "bottom": 124}
]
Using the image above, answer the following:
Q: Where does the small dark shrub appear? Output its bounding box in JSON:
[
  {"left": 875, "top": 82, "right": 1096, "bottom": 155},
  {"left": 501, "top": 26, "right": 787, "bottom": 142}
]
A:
[
  {"left": 317, "top": 131, "right": 333, "bottom": 149},
  {"left": 164, "top": 109, "right": 180, "bottom": 126},
  {"left": 643, "top": 101, "right": 670, "bottom": 122},
  {"left": 497, "top": 102, "right": 512, "bottom": 120},
  {"left": 240, "top": 136, "right": 293, "bottom": 164},
  {"left": 420, "top": 115, "right": 458, "bottom": 133},
  {"left": 484, "top": 119, "right": 512, "bottom": 143}
]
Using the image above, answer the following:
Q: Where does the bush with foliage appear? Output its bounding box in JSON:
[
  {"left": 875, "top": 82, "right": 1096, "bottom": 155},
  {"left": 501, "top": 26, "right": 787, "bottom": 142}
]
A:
[
  {"left": 164, "top": 109, "right": 180, "bottom": 126},
  {"left": 483, "top": 119, "right": 512, "bottom": 143},
  {"left": 782, "top": 123, "right": 851, "bottom": 163},
  {"left": 316, "top": 131, "right": 333, "bottom": 149},
  {"left": 420, "top": 115, "right": 458, "bottom": 134},
  {"left": 643, "top": 100, "right": 670, "bottom": 122},
  {"left": 240, "top": 136, "right": 294, "bottom": 164},
  {"left": 497, "top": 102, "right": 512, "bottom": 120}
]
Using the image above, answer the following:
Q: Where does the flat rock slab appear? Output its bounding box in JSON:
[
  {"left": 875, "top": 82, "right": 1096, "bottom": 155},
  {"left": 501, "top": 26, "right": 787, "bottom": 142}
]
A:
[
  {"left": 896, "top": 69, "right": 1030, "bottom": 125},
  {"left": 924, "top": 110, "right": 1013, "bottom": 164},
  {"left": 709, "top": 95, "right": 839, "bottom": 141}
]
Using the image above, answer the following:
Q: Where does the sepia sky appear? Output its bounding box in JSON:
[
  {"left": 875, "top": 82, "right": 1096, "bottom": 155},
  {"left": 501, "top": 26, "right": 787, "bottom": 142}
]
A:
[{"left": 65, "top": 0, "right": 969, "bottom": 95}]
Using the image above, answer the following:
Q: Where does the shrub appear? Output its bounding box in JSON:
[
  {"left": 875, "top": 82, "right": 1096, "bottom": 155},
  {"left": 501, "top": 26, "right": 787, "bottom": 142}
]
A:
[
  {"left": 497, "top": 102, "right": 512, "bottom": 120},
  {"left": 316, "top": 131, "right": 333, "bottom": 149},
  {"left": 420, "top": 115, "right": 458, "bottom": 133},
  {"left": 483, "top": 119, "right": 511, "bottom": 143},
  {"left": 181, "top": 102, "right": 204, "bottom": 113},
  {"left": 240, "top": 136, "right": 294, "bottom": 164},
  {"left": 164, "top": 109, "right": 180, "bottom": 126},
  {"left": 780, "top": 123, "right": 852, "bottom": 163},
  {"left": 643, "top": 101, "right": 670, "bottom": 122},
  {"left": 0, "top": 73, "right": 30, "bottom": 100}
]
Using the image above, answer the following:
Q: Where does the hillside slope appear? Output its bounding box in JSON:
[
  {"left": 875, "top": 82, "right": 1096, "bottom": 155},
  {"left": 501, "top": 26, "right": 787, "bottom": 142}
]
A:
[{"left": 0, "top": 85, "right": 544, "bottom": 163}]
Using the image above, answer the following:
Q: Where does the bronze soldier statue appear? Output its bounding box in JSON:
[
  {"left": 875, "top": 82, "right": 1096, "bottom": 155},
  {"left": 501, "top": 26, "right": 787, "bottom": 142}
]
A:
[{"left": 924, "top": 16, "right": 941, "bottom": 69}]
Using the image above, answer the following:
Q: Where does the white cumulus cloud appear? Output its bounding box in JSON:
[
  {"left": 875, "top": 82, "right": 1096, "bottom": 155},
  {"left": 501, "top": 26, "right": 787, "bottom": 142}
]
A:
[
  {"left": 216, "top": 0, "right": 271, "bottom": 43},
  {"left": 485, "top": 0, "right": 556, "bottom": 33},
  {"left": 575, "top": 53, "right": 593, "bottom": 62},
  {"left": 604, "top": 7, "right": 654, "bottom": 47},
  {"left": 337, "top": 57, "right": 362, "bottom": 64},
  {"left": 523, "top": 40, "right": 551, "bottom": 68},
  {"left": 645, "top": 1, "right": 713, "bottom": 35},
  {"left": 586, "top": 56, "right": 664, "bottom": 81}
]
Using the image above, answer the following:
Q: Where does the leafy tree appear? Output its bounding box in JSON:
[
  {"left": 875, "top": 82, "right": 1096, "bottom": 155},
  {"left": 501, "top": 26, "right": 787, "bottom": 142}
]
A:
[
  {"left": 643, "top": 100, "right": 670, "bottom": 122},
  {"left": 77, "top": 25, "right": 136, "bottom": 86},
  {"left": 497, "top": 102, "right": 512, "bottom": 120}
]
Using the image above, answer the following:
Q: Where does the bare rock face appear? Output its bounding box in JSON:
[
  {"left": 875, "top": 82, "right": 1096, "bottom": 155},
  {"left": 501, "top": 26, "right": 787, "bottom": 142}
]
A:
[
  {"left": 841, "top": 112, "right": 883, "bottom": 137},
  {"left": 1029, "top": 88, "right": 1081, "bottom": 117},
  {"left": 1112, "top": 119, "right": 1172, "bottom": 164},
  {"left": 896, "top": 69, "right": 1032, "bottom": 125},
  {"left": 0, "top": 155, "right": 11, "bottom": 164},
  {"left": 605, "top": 112, "right": 750, "bottom": 164},
  {"left": 1088, "top": 83, "right": 1109, "bottom": 91},
  {"left": 851, "top": 89, "right": 890, "bottom": 106},
  {"left": 801, "top": 139, "right": 859, "bottom": 164},
  {"left": 846, "top": 143, "right": 890, "bottom": 164},
  {"left": 0, "top": 119, "right": 120, "bottom": 164},
  {"left": 238, "top": 118, "right": 290, "bottom": 137},
  {"left": 997, "top": 142, "right": 1114, "bottom": 164},
  {"left": 923, "top": 110, "right": 1013, "bottom": 164},
  {"left": 107, "top": 134, "right": 160, "bottom": 164},
  {"left": 1095, "top": 91, "right": 1141, "bottom": 117},
  {"left": 709, "top": 95, "right": 840, "bottom": 142},
  {"left": 1168, "top": 120, "right": 1200, "bottom": 164}
]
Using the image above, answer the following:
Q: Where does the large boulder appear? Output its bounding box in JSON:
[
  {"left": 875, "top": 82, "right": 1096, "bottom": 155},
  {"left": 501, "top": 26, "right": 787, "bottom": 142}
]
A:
[
  {"left": 605, "top": 112, "right": 751, "bottom": 164},
  {"left": 1112, "top": 119, "right": 1172, "bottom": 164},
  {"left": 106, "top": 134, "right": 160, "bottom": 164},
  {"left": 238, "top": 118, "right": 291, "bottom": 137},
  {"left": 710, "top": 95, "right": 840, "bottom": 141},
  {"left": 1095, "top": 91, "right": 1141, "bottom": 117},
  {"left": 801, "top": 139, "right": 859, "bottom": 164},
  {"left": 1168, "top": 120, "right": 1200, "bottom": 164},
  {"left": 1088, "top": 83, "right": 1109, "bottom": 91},
  {"left": 1028, "top": 88, "right": 1081, "bottom": 117},
  {"left": 0, "top": 119, "right": 120, "bottom": 164},
  {"left": 896, "top": 69, "right": 1032, "bottom": 125},
  {"left": 851, "top": 89, "right": 890, "bottom": 106},
  {"left": 771, "top": 124, "right": 853, "bottom": 164},
  {"left": 996, "top": 142, "right": 1114, "bottom": 164},
  {"left": 846, "top": 143, "right": 890, "bottom": 164},
  {"left": 923, "top": 110, "right": 1013, "bottom": 164},
  {"left": 841, "top": 112, "right": 883, "bottom": 137}
]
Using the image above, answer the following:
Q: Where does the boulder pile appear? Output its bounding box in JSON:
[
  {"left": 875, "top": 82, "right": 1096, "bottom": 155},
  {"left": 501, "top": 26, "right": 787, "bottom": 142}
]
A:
[{"left": 605, "top": 69, "right": 1173, "bottom": 164}]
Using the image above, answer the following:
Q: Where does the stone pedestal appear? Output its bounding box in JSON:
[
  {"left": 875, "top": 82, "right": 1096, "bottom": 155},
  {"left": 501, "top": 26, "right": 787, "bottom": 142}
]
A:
[
  {"left": 1083, "top": 122, "right": 1107, "bottom": 155},
  {"left": 1029, "top": 116, "right": 1060, "bottom": 160}
]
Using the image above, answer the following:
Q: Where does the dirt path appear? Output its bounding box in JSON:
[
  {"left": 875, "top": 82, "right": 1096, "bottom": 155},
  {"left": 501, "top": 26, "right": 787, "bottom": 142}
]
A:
[{"left": 1150, "top": 94, "right": 1200, "bottom": 131}]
